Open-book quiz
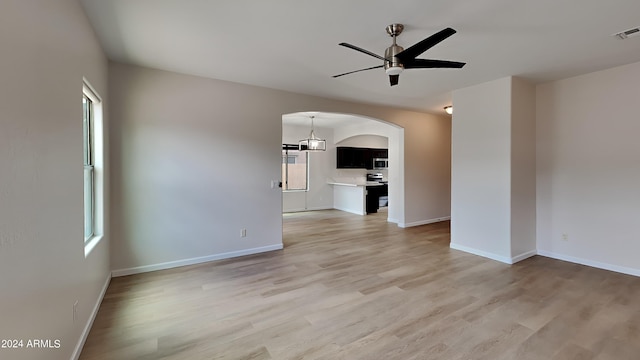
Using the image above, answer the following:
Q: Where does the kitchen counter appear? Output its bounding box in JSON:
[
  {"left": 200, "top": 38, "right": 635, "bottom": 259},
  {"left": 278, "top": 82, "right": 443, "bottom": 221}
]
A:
[
  {"left": 328, "top": 181, "right": 388, "bottom": 215},
  {"left": 329, "top": 182, "right": 366, "bottom": 215},
  {"left": 327, "top": 181, "right": 385, "bottom": 187}
]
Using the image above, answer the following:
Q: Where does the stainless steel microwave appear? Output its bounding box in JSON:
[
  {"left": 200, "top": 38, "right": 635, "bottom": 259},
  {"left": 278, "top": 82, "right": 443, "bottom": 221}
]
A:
[{"left": 373, "top": 158, "right": 388, "bottom": 169}]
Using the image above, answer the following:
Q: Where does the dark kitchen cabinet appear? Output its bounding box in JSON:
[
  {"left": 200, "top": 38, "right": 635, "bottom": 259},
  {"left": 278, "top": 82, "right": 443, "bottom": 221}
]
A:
[
  {"left": 337, "top": 147, "right": 386, "bottom": 169},
  {"left": 371, "top": 148, "right": 388, "bottom": 159},
  {"left": 337, "top": 147, "right": 370, "bottom": 169},
  {"left": 379, "top": 184, "right": 388, "bottom": 197},
  {"left": 365, "top": 184, "right": 388, "bottom": 214},
  {"left": 366, "top": 186, "right": 380, "bottom": 214}
]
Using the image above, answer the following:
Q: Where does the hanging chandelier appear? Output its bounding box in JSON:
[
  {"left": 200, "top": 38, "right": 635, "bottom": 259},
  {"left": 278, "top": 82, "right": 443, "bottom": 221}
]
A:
[{"left": 298, "top": 115, "right": 326, "bottom": 151}]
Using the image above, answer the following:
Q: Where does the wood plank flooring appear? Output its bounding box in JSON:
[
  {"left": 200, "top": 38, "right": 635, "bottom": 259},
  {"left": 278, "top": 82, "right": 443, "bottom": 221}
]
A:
[{"left": 80, "top": 210, "right": 640, "bottom": 359}]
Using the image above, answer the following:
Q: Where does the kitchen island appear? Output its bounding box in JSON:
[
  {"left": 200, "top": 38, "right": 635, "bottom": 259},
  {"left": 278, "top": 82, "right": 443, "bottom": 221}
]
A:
[{"left": 328, "top": 181, "right": 386, "bottom": 215}]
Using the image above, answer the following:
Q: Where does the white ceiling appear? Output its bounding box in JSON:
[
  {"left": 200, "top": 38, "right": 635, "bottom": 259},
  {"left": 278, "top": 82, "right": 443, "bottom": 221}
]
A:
[
  {"left": 81, "top": 0, "right": 640, "bottom": 115},
  {"left": 282, "top": 112, "right": 378, "bottom": 129}
]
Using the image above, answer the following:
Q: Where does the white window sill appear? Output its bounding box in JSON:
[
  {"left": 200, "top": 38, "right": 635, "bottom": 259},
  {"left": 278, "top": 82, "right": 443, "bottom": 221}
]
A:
[{"left": 84, "top": 234, "right": 103, "bottom": 258}]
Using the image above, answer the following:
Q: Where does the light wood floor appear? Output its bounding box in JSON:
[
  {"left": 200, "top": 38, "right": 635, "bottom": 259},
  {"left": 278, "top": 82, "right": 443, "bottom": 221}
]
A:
[{"left": 80, "top": 210, "right": 640, "bottom": 360}]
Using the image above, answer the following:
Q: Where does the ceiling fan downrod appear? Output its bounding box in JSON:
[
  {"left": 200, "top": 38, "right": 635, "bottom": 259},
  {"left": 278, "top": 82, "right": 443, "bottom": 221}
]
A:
[{"left": 384, "top": 24, "right": 405, "bottom": 78}]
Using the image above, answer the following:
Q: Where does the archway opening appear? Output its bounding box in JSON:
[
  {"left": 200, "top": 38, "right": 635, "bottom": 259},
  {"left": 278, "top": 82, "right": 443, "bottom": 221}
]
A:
[{"left": 281, "top": 111, "right": 405, "bottom": 228}]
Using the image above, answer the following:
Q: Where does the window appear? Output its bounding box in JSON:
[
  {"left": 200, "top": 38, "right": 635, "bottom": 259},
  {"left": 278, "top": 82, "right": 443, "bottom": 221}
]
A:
[
  {"left": 83, "top": 94, "right": 94, "bottom": 241},
  {"left": 282, "top": 144, "right": 308, "bottom": 191},
  {"left": 82, "top": 78, "right": 103, "bottom": 254}
]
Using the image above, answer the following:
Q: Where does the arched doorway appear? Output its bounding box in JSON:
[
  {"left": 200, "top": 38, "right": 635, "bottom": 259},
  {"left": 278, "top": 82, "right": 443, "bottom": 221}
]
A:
[{"left": 281, "top": 111, "right": 405, "bottom": 225}]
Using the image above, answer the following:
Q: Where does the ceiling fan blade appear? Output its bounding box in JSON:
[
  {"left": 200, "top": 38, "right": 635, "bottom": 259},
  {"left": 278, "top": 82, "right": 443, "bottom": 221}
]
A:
[
  {"left": 396, "top": 28, "right": 457, "bottom": 62},
  {"left": 339, "top": 42, "right": 388, "bottom": 62},
  {"left": 404, "top": 59, "right": 466, "bottom": 69},
  {"left": 389, "top": 74, "right": 399, "bottom": 86},
  {"left": 333, "top": 65, "right": 384, "bottom": 78}
]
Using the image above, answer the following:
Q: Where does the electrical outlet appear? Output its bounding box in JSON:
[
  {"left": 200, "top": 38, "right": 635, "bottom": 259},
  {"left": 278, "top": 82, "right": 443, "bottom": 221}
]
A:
[
  {"left": 561, "top": 233, "right": 569, "bottom": 241},
  {"left": 73, "top": 301, "right": 78, "bottom": 323},
  {"left": 241, "top": 229, "right": 247, "bottom": 238}
]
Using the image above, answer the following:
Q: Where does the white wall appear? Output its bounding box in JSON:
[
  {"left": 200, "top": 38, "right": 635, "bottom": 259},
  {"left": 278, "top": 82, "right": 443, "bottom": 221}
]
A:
[
  {"left": 451, "top": 76, "right": 537, "bottom": 263},
  {"left": 337, "top": 134, "right": 388, "bottom": 148},
  {"left": 395, "top": 114, "right": 450, "bottom": 227},
  {"left": 536, "top": 61, "right": 640, "bottom": 275},
  {"left": 451, "top": 78, "right": 513, "bottom": 261},
  {"left": 109, "top": 62, "right": 452, "bottom": 274},
  {"left": 108, "top": 63, "right": 285, "bottom": 274},
  {"left": 0, "top": 1, "right": 110, "bottom": 359}
]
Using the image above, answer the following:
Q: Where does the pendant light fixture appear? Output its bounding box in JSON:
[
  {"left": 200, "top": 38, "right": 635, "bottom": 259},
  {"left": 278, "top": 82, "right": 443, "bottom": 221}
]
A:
[{"left": 298, "top": 115, "right": 326, "bottom": 151}]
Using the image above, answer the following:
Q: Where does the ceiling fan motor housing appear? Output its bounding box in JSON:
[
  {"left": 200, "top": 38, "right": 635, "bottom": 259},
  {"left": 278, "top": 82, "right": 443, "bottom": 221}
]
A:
[{"left": 384, "top": 45, "right": 404, "bottom": 75}]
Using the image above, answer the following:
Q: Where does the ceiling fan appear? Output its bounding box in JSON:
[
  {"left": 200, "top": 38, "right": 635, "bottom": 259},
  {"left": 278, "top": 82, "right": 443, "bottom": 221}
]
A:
[{"left": 333, "top": 24, "right": 466, "bottom": 86}]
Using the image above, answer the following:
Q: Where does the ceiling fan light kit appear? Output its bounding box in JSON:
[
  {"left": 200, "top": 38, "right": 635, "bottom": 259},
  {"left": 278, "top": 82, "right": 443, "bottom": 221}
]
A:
[
  {"left": 385, "top": 66, "right": 403, "bottom": 76},
  {"left": 334, "top": 23, "right": 466, "bottom": 86}
]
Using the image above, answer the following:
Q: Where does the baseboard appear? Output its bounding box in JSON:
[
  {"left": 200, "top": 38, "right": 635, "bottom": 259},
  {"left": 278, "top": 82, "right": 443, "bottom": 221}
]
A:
[
  {"left": 283, "top": 207, "right": 340, "bottom": 213},
  {"left": 511, "top": 250, "right": 537, "bottom": 263},
  {"left": 71, "top": 274, "right": 111, "bottom": 360},
  {"left": 537, "top": 250, "right": 640, "bottom": 277},
  {"left": 283, "top": 207, "right": 307, "bottom": 213},
  {"left": 304, "top": 206, "right": 334, "bottom": 211},
  {"left": 333, "top": 206, "right": 366, "bottom": 216},
  {"left": 449, "top": 242, "right": 513, "bottom": 264},
  {"left": 449, "top": 243, "right": 538, "bottom": 265},
  {"left": 399, "top": 216, "right": 450, "bottom": 228},
  {"left": 111, "top": 244, "right": 284, "bottom": 277}
]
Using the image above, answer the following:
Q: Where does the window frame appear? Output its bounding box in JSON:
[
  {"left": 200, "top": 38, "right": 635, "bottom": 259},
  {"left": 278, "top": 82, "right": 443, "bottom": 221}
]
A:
[
  {"left": 282, "top": 144, "right": 309, "bottom": 192},
  {"left": 83, "top": 94, "right": 95, "bottom": 241},
  {"left": 82, "top": 78, "right": 104, "bottom": 256}
]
